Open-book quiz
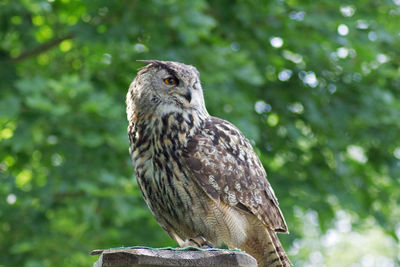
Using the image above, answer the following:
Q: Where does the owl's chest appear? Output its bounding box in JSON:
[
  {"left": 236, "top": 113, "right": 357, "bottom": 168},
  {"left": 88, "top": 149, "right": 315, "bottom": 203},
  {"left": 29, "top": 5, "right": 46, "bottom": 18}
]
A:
[
  {"left": 136, "top": 152, "right": 184, "bottom": 194},
  {"left": 129, "top": 119, "right": 204, "bottom": 228},
  {"left": 133, "top": 141, "right": 195, "bottom": 214},
  {"left": 133, "top": 139, "right": 185, "bottom": 186}
]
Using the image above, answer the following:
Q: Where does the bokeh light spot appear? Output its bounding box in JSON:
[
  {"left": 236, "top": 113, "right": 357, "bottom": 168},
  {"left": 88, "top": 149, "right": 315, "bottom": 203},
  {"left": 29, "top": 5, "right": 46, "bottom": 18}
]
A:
[
  {"left": 59, "top": 40, "right": 72, "bottom": 52},
  {"left": 7, "top": 194, "right": 17, "bottom": 205},
  {"left": 278, "top": 69, "right": 293, "bottom": 81},
  {"left": 338, "top": 24, "right": 349, "bottom": 36},
  {"left": 270, "top": 37, "right": 283, "bottom": 48},
  {"left": 267, "top": 113, "right": 279, "bottom": 127}
]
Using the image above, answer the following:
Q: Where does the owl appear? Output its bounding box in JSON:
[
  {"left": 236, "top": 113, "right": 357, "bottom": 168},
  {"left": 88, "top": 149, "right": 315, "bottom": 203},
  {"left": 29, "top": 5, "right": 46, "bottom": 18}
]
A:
[{"left": 126, "top": 60, "right": 291, "bottom": 267}]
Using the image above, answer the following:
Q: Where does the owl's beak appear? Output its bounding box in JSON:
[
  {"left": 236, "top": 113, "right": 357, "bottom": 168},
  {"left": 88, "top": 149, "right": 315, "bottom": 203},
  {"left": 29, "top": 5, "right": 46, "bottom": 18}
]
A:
[{"left": 183, "top": 89, "right": 192, "bottom": 103}]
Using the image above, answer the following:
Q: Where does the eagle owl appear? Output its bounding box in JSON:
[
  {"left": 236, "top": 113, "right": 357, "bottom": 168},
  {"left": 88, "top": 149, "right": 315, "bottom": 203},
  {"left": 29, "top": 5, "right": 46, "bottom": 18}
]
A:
[{"left": 126, "top": 60, "right": 291, "bottom": 267}]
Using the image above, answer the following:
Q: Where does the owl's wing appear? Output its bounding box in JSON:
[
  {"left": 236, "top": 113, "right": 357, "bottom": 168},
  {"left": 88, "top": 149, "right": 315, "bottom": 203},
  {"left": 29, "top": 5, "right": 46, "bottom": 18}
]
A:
[{"left": 183, "top": 116, "right": 288, "bottom": 233}]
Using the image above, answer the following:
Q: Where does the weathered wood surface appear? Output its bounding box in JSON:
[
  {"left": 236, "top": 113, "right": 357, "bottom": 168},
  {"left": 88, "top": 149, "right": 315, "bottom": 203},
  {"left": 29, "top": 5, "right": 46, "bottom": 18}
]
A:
[{"left": 91, "top": 247, "right": 257, "bottom": 267}]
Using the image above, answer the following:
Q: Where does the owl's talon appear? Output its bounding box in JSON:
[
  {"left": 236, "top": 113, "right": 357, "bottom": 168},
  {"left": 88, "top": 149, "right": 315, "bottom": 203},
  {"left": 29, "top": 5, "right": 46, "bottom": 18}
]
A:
[
  {"left": 205, "top": 242, "right": 213, "bottom": 248},
  {"left": 185, "top": 236, "right": 213, "bottom": 249}
]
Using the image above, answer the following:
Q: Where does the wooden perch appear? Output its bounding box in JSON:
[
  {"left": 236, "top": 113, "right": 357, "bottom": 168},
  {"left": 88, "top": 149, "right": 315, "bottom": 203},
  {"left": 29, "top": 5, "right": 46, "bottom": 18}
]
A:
[{"left": 91, "top": 247, "right": 257, "bottom": 267}]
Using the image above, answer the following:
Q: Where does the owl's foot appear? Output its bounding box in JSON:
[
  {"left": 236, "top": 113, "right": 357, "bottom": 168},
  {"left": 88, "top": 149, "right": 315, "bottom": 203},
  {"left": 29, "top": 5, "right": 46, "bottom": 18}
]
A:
[{"left": 183, "top": 235, "right": 213, "bottom": 249}]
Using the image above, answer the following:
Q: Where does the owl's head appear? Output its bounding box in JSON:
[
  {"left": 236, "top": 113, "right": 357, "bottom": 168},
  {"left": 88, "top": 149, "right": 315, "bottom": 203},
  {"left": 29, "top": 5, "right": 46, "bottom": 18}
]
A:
[{"left": 126, "top": 60, "right": 208, "bottom": 123}]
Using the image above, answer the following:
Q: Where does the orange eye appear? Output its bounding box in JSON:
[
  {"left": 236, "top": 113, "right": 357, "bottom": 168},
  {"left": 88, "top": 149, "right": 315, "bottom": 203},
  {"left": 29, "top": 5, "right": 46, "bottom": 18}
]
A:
[{"left": 164, "top": 77, "right": 178, "bottom": 85}]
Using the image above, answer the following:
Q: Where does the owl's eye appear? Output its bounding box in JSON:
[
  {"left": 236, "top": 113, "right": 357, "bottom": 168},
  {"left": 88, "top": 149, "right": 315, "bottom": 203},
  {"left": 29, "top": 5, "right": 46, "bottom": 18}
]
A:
[{"left": 163, "top": 77, "right": 178, "bottom": 86}]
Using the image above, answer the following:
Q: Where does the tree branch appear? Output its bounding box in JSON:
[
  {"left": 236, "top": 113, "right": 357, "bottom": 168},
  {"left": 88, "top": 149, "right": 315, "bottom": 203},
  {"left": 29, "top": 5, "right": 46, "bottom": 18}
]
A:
[{"left": 11, "top": 33, "right": 74, "bottom": 63}]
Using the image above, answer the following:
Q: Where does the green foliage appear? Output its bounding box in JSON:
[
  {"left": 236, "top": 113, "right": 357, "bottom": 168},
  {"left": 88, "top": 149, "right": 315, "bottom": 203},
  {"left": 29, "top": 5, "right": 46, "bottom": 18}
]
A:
[{"left": 1, "top": 0, "right": 399, "bottom": 266}]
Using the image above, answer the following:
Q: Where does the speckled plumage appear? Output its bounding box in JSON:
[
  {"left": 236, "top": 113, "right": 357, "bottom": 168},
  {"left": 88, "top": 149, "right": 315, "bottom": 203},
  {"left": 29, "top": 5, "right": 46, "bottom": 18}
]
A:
[{"left": 126, "top": 60, "right": 291, "bottom": 267}]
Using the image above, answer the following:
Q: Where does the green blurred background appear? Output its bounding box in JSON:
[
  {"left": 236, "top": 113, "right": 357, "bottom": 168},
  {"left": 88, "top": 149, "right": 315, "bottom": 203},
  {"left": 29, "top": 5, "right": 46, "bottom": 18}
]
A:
[{"left": 1, "top": 0, "right": 400, "bottom": 266}]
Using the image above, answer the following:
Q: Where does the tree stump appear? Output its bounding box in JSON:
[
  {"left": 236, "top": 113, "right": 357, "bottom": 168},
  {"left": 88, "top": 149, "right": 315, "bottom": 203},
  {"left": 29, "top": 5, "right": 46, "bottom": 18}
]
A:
[{"left": 90, "top": 246, "right": 257, "bottom": 267}]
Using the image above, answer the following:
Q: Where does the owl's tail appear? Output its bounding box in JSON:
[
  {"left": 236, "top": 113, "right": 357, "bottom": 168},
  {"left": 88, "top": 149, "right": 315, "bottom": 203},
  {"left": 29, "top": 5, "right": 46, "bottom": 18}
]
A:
[
  {"left": 241, "top": 226, "right": 291, "bottom": 267},
  {"left": 265, "top": 227, "right": 291, "bottom": 267}
]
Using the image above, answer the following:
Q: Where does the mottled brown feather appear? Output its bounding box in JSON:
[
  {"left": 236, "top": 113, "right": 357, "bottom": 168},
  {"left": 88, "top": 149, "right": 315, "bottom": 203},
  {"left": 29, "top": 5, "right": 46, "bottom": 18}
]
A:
[{"left": 183, "top": 116, "right": 288, "bottom": 233}]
